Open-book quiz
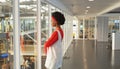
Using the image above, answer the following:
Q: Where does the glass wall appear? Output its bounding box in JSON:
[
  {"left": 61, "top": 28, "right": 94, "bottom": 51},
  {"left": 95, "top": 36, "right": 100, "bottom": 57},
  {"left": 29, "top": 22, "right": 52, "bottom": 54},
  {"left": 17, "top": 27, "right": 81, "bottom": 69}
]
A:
[
  {"left": 41, "top": 2, "right": 49, "bottom": 46},
  {"left": 79, "top": 19, "right": 83, "bottom": 38},
  {"left": 0, "top": 0, "right": 74, "bottom": 69},
  {"left": 0, "top": 0, "right": 14, "bottom": 69},
  {"left": 78, "top": 17, "right": 95, "bottom": 39},
  {"left": 108, "top": 16, "right": 120, "bottom": 41},
  {"left": 108, "top": 16, "right": 120, "bottom": 33},
  {"left": 84, "top": 17, "right": 95, "bottom": 39},
  {"left": 19, "top": 0, "right": 37, "bottom": 69}
]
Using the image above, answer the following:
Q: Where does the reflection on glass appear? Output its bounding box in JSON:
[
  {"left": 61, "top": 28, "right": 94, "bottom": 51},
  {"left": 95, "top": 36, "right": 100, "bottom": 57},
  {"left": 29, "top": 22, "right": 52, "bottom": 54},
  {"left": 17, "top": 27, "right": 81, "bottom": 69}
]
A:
[{"left": 20, "top": 0, "right": 37, "bottom": 69}]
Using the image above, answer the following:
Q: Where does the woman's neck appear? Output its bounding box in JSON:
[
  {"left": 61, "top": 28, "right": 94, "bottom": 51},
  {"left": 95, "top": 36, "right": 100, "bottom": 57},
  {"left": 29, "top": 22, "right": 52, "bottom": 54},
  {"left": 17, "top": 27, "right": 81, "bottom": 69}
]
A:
[{"left": 55, "top": 25, "right": 61, "bottom": 30}]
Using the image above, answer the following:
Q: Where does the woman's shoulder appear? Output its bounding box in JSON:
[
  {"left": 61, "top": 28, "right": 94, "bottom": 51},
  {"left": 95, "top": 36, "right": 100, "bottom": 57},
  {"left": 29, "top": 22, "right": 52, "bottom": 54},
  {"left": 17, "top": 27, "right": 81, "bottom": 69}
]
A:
[
  {"left": 55, "top": 29, "right": 63, "bottom": 33},
  {"left": 57, "top": 29, "right": 64, "bottom": 38},
  {"left": 52, "top": 31, "right": 58, "bottom": 35}
]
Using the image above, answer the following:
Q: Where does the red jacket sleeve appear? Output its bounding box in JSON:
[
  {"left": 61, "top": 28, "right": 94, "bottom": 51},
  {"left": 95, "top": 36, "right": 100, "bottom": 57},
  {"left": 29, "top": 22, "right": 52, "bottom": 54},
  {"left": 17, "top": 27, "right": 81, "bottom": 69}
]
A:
[
  {"left": 44, "top": 31, "right": 58, "bottom": 48},
  {"left": 44, "top": 31, "right": 58, "bottom": 54}
]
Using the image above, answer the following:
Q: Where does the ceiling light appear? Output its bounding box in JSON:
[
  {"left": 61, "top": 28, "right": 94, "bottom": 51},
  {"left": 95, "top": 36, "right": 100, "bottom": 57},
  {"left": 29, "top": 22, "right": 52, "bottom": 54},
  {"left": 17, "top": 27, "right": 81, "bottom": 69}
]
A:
[
  {"left": 88, "top": 0, "right": 94, "bottom": 1},
  {"left": 86, "top": 6, "right": 91, "bottom": 9}
]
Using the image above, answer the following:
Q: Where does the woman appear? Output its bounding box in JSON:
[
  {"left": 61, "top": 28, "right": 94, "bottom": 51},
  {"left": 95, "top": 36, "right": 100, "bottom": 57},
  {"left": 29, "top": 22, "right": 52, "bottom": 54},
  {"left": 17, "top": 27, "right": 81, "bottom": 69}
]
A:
[{"left": 44, "top": 11, "right": 65, "bottom": 69}]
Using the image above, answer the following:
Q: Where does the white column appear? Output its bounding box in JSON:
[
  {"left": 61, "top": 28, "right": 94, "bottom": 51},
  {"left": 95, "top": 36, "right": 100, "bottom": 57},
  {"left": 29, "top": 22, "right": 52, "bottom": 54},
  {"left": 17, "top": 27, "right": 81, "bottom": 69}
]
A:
[
  {"left": 89, "top": 18, "right": 91, "bottom": 39},
  {"left": 78, "top": 20, "right": 80, "bottom": 39},
  {"left": 13, "top": 0, "right": 20, "bottom": 69},
  {"left": 94, "top": 17, "right": 97, "bottom": 51},
  {"left": 1, "top": 18, "right": 4, "bottom": 32},
  {"left": 63, "top": 19, "right": 65, "bottom": 55},
  {"left": 48, "top": 4, "right": 52, "bottom": 37},
  {"left": 76, "top": 19, "right": 79, "bottom": 39},
  {"left": 62, "top": 13, "right": 66, "bottom": 55},
  {"left": 119, "top": 16, "right": 120, "bottom": 32},
  {"left": 37, "top": 0, "right": 41, "bottom": 69},
  {"left": 94, "top": 17, "right": 97, "bottom": 40},
  {"left": 66, "top": 15, "right": 68, "bottom": 45}
]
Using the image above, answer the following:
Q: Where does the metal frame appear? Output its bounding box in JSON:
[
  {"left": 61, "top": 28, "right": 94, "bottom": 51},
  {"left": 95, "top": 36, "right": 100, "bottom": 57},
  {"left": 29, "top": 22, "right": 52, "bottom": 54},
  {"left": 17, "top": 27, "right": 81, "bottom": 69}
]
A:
[
  {"left": 119, "top": 16, "right": 120, "bottom": 32},
  {"left": 37, "top": 0, "right": 41, "bottom": 69},
  {"left": 13, "top": 0, "right": 21, "bottom": 69},
  {"left": 48, "top": 4, "right": 52, "bottom": 37}
]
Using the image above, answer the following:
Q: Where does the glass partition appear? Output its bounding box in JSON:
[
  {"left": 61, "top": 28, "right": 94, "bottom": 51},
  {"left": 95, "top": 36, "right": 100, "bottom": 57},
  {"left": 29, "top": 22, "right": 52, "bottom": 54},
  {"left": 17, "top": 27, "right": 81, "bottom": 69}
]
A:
[
  {"left": 79, "top": 17, "right": 95, "bottom": 39},
  {"left": 41, "top": 4, "right": 49, "bottom": 69},
  {"left": 108, "top": 16, "right": 120, "bottom": 33},
  {"left": 0, "top": 0, "right": 14, "bottom": 69},
  {"left": 0, "top": 0, "right": 74, "bottom": 69},
  {"left": 41, "top": 2, "right": 49, "bottom": 46},
  {"left": 86, "top": 17, "right": 95, "bottom": 39},
  {"left": 19, "top": 0, "right": 37, "bottom": 69}
]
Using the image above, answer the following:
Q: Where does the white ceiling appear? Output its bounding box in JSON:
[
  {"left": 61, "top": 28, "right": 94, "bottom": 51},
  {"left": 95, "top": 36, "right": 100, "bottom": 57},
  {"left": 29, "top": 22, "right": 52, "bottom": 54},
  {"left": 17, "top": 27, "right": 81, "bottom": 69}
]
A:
[
  {"left": 59, "top": 0, "right": 120, "bottom": 16},
  {"left": 1, "top": 0, "right": 120, "bottom": 17}
]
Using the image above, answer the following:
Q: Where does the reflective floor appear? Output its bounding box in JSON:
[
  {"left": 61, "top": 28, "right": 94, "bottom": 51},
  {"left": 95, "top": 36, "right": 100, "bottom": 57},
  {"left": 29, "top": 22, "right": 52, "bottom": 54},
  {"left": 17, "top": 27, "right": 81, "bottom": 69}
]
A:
[{"left": 42, "top": 40, "right": 120, "bottom": 69}]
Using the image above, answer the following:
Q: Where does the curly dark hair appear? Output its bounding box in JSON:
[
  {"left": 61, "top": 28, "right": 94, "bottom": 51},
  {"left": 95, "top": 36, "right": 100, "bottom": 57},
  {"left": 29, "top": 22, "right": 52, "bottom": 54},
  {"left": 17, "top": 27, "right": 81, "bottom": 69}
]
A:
[{"left": 52, "top": 11, "right": 65, "bottom": 25}]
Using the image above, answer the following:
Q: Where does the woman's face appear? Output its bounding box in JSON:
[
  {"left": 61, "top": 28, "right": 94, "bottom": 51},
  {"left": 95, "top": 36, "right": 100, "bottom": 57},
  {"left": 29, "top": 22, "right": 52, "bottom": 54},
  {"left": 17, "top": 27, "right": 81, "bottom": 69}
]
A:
[{"left": 51, "top": 17, "right": 57, "bottom": 27}]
